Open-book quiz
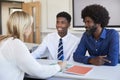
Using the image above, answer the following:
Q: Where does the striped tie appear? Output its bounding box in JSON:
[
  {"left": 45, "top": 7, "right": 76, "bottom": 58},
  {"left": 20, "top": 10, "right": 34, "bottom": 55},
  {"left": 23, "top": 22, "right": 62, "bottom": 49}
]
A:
[{"left": 57, "top": 38, "right": 64, "bottom": 60}]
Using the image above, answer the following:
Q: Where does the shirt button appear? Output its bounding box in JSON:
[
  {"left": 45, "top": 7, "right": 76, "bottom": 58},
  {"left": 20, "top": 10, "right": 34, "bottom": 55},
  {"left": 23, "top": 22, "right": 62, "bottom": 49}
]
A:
[{"left": 96, "top": 49, "right": 98, "bottom": 51}]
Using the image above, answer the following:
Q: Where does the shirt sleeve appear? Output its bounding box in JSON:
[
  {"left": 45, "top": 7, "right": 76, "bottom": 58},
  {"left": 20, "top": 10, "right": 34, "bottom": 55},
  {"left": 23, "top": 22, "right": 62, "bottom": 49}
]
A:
[
  {"left": 104, "top": 30, "right": 119, "bottom": 66},
  {"left": 69, "top": 37, "right": 80, "bottom": 61},
  {"left": 73, "top": 34, "right": 90, "bottom": 64},
  {"left": 13, "top": 39, "right": 61, "bottom": 79},
  {"left": 31, "top": 37, "right": 48, "bottom": 59}
]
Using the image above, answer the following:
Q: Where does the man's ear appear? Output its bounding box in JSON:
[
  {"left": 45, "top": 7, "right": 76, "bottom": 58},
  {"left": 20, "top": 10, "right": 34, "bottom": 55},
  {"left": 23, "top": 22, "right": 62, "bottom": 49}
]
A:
[
  {"left": 96, "top": 24, "right": 101, "bottom": 27},
  {"left": 68, "top": 23, "right": 70, "bottom": 28}
]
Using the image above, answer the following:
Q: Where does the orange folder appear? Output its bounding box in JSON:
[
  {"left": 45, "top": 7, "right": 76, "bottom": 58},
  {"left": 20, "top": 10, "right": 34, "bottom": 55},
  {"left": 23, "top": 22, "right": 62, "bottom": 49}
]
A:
[{"left": 64, "top": 65, "right": 92, "bottom": 75}]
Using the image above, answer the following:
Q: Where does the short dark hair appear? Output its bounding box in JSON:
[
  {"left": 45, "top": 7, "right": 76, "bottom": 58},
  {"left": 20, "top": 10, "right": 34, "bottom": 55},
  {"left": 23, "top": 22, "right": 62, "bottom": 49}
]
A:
[
  {"left": 81, "top": 4, "right": 110, "bottom": 28},
  {"left": 56, "top": 11, "right": 71, "bottom": 23}
]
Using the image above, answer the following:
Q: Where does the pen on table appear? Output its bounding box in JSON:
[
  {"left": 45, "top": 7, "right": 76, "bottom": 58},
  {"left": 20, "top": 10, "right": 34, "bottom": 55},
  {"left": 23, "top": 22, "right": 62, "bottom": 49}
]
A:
[
  {"left": 104, "top": 59, "right": 111, "bottom": 63},
  {"left": 100, "top": 55, "right": 111, "bottom": 63}
]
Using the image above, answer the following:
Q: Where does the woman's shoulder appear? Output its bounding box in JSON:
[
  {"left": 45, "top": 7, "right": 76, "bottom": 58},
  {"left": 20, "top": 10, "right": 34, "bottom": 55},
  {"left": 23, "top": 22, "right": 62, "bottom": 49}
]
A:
[
  {"left": 13, "top": 38, "right": 25, "bottom": 45},
  {"left": 5, "top": 37, "right": 21, "bottom": 43},
  {"left": 0, "top": 37, "right": 24, "bottom": 50},
  {"left": 5, "top": 37, "right": 25, "bottom": 47}
]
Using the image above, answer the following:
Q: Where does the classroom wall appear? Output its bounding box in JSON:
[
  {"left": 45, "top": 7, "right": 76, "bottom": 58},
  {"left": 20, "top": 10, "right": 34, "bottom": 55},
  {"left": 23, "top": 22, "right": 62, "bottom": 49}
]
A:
[
  {"left": 32, "top": 0, "right": 83, "bottom": 40},
  {"left": 1, "top": 0, "right": 120, "bottom": 41},
  {"left": 1, "top": 0, "right": 83, "bottom": 40},
  {"left": 29, "top": 0, "right": 120, "bottom": 40}
]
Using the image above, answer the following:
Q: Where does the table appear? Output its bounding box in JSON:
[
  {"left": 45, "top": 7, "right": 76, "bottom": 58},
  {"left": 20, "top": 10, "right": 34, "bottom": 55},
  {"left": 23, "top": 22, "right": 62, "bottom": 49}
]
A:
[{"left": 26, "top": 59, "right": 120, "bottom": 80}]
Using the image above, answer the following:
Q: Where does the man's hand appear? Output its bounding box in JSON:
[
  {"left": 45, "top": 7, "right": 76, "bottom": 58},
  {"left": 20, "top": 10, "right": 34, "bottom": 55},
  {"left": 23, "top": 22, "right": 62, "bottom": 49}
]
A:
[{"left": 88, "top": 56, "right": 111, "bottom": 66}]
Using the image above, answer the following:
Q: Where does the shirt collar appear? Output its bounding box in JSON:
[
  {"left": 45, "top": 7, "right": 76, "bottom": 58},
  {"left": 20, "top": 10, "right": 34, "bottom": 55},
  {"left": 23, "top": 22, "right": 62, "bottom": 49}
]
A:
[
  {"left": 56, "top": 32, "right": 69, "bottom": 41},
  {"left": 100, "top": 28, "right": 106, "bottom": 39},
  {"left": 88, "top": 28, "right": 106, "bottom": 40}
]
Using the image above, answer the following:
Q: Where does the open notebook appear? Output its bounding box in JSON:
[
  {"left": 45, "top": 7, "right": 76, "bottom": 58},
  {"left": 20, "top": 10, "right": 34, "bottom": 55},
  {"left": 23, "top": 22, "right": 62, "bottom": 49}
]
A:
[{"left": 64, "top": 65, "right": 93, "bottom": 75}]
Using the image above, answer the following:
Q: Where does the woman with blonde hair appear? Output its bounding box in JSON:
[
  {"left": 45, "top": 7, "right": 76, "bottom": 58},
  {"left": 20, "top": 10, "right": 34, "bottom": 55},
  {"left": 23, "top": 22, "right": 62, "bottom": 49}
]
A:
[{"left": 0, "top": 11, "right": 65, "bottom": 80}]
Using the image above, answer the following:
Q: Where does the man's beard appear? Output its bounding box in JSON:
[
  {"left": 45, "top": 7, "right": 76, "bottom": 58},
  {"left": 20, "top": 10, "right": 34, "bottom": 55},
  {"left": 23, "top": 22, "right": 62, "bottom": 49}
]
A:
[{"left": 85, "top": 25, "right": 97, "bottom": 36}]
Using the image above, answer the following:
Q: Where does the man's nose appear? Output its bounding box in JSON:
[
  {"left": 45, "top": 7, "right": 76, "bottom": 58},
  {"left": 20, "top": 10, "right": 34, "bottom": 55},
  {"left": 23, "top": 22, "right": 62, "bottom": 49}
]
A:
[
  {"left": 57, "top": 23, "right": 62, "bottom": 27},
  {"left": 84, "top": 23, "right": 90, "bottom": 28},
  {"left": 84, "top": 22, "right": 89, "bottom": 26}
]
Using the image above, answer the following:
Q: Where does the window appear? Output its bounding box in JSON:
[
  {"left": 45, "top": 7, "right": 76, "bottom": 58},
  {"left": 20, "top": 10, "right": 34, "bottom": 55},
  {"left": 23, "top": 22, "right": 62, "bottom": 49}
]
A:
[{"left": 73, "top": 0, "right": 120, "bottom": 28}]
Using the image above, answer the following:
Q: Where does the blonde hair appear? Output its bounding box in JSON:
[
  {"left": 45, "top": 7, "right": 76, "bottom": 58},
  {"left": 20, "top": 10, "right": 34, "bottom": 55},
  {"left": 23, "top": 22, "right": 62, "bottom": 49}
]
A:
[{"left": 0, "top": 11, "right": 33, "bottom": 41}]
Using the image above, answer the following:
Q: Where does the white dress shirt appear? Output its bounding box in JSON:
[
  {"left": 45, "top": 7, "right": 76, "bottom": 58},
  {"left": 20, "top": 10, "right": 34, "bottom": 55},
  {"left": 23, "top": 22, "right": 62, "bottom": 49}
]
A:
[
  {"left": 32, "top": 32, "right": 79, "bottom": 61},
  {"left": 0, "top": 37, "right": 60, "bottom": 80}
]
